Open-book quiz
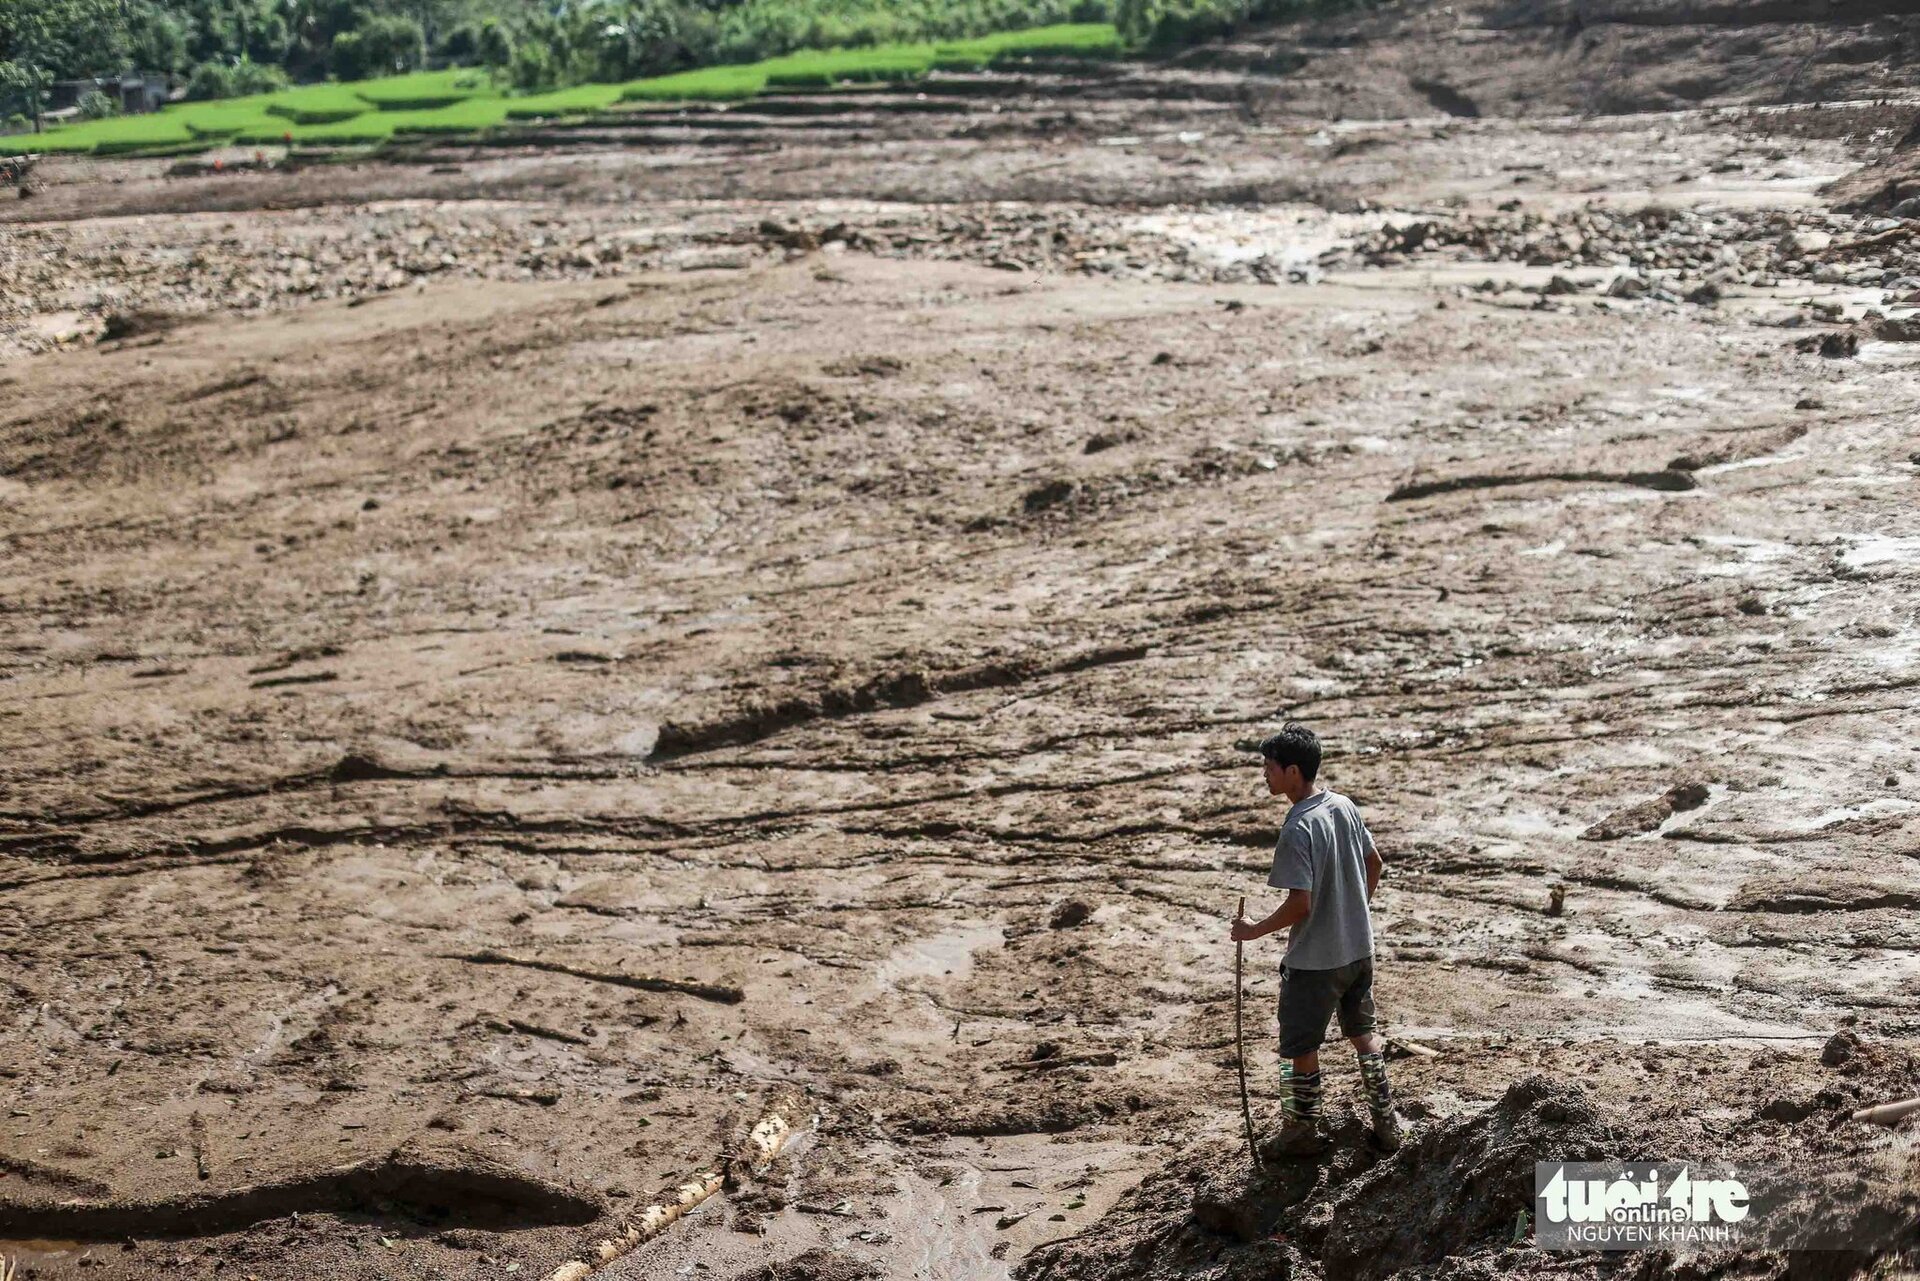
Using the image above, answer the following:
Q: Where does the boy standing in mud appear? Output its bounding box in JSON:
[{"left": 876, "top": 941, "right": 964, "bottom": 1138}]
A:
[{"left": 1230, "top": 722, "right": 1402, "bottom": 1156}]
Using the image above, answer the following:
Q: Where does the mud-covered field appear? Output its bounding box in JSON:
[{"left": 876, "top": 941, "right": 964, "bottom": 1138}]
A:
[{"left": 4, "top": 4, "right": 1920, "bottom": 1279}]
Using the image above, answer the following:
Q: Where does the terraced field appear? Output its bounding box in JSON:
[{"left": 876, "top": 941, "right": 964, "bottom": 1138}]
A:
[{"left": 9, "top": 25, "right": 1123, "bottom": 157}]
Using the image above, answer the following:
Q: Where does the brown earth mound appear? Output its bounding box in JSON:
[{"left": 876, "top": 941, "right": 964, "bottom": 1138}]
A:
[{"left": 1019, "top": 1073, "right": 1918, "bottom": 1281}]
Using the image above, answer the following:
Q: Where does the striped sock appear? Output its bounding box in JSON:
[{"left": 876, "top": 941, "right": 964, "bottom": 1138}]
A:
[
  {"left": 1358, "top": 1051, "right": 1393, "bottom": 1115},
  {"left": 1284, "top": 1068, "right": 1323, "bottom": 1122}
]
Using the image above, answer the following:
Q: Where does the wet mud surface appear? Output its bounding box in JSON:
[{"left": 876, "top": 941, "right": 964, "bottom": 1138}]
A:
[{"left": 5, "top": 6, "right": 1920, "bottom": 1279}]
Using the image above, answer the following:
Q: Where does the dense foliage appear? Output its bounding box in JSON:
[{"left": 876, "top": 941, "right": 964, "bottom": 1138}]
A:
[
  {"left": 1118, "top": 0, "right": 1372, "bottom": 46},
  {"left": 1, "top": 0, "right": 1371, "bottom": 123}
]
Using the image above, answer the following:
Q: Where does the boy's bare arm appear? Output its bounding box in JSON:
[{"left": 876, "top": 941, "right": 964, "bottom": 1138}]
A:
[
  {"left": 1231, "top": 888, "right": 1310, "bottom": 941},
  {"left": 1366, "top": 850, "right": 1383, "bottom": 901}
]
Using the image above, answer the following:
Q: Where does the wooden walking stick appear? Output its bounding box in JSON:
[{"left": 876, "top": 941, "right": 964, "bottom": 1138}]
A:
[{"left": 1233, "top": 895, "right": 1261, "bottom": 1168}]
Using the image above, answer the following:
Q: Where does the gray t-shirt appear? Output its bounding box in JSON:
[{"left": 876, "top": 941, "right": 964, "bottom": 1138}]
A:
[{"left": 1267, "top": 789, "right": 1376, "bottom": 971}]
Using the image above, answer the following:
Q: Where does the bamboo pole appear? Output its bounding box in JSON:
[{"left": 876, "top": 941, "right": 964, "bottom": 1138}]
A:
[
  {"left": 1851, "top": 1097, "right": 1920, "bottom": 1127},
  {"left": 1233, "top": 895, "right": 1260, "bottom": 1169},
  {"left": 542, "top": 1099, "right": 800, "bottom": 1281}
]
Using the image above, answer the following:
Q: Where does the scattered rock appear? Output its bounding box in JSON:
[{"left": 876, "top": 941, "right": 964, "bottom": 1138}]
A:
[
  {"left": 1779, "top": 230, "right": 1834, "bottom": 256},
  {"left": 1795, "top": 331, "right": 1859, "bottom": 358},
  {"left": 99, "top": 309, "right": 182, "bottom": 342},
  {"left": 1669, "top": 782, "right": 1710, "bottom": 810},
  {"left": 1023, "top": 479, "right": 1079, "bottom": 513},
  {"left": 1048, "top": 899, "right": 1092, "bottom": 929},
  {"left": 1410, "top": 78, "right": 1480, "bottom": 119},
  {"left": 328, "top": 751, "right": 413, "bottom": 783},
  {"left": 1822, "top": 1029, "right": 1862, "bottom": 1068}
]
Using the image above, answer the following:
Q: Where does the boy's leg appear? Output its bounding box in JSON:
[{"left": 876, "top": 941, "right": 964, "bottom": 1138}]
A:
[
  {"left": 1284, "top": 1052, "right": 1322, "bottom": 1120},
  {"left": 1273, "top": 966, "right": 1334, "bottom": 1153},
  {"left": 1352, "top": 1037, "right": 1392, "bottom": 1113},
  {"left": 1337, "top": 959, "right": 1402, "bottom": 1151}
]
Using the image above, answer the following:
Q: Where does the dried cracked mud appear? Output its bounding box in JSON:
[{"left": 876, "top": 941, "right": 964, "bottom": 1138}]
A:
[{"left": 4, "top": 5, "right": 1920, "bottom": 1280}]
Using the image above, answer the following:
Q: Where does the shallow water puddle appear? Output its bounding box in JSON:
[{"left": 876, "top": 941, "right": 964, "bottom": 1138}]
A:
[
  {"left": 872, "top": 922, "right": 1005, "bottom": 992},
  {"left": 1839, "top": 535, "right": 1920, "bottom": 572}
]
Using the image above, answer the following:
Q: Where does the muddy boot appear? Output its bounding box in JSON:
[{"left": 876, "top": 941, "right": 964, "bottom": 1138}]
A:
[
  {"left": 1367, "top": 1105, "right": 1404, "bottom": 1154},
  {"left": 1359, "top": 1050, "right": 1402, "bottom": 1153},
  {"left": 1266, "top": 1063, "right": 1327, "bottom": 1157},
  {"left": 1263, "top": 1115, "right": 1330, "bottom": 1159}
]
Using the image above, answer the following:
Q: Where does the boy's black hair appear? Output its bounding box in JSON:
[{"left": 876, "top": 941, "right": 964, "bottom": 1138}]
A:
[{"left": 1258, "top": 722, "right": 1320, "bottom": 783}]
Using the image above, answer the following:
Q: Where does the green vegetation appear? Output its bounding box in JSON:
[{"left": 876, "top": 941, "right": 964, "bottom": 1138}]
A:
[
  {"left": 353, "top": 66, "right": 490, "bottom": 108},
  {"left": 1117, "top": 0, "right": 1370, "bottom": 48},
  {"left": 9, "top": 23, "right": 1121, "bottom": 153},
  {"left": 616, "top": 25, "right": 1118, "bottom": 101},
  {"left": 4, "top": 0, "right": 1374, "bottom": 145},
  {"left": 503, "top": 82, "right": 626, "bottom": 118},
  {"left": 3, "top": 2, "right": 1132, "bottom": 126}
]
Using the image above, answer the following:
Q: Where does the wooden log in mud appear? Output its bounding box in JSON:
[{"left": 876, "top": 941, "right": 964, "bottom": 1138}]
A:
[{"left": 543, "top": 1094, "right": 804, "bottom": 1281}]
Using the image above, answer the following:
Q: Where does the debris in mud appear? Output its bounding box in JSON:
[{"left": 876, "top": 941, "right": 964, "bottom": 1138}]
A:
[
  {"left": 728, "top": 1249, "right": 880, "bottom": 1281},
  {"left": 1387, "top": 469, "right": 1696, "bottom": 504},
  {"left": 442, "top": 949, "right": 744, "bottom": 1003},
  {"left": 1852, "top": 1097, "right": 1920, "bottom": 1127},
  {"left": 1795, "top": 331, "right": 1859, "bottom": 358},
  {"left": 648, "top": 642, "right": 1145, "bottom": 758},
  {"left": 1824, "top": 1029, "right": 1863, "bottom": 1069},
  {"left": 545, "top": 1095, "right": 803, "bottom": 1281},
  {"left": 1024, "top": 478, "right": 1080, "bottom": 513},
  {"left": 1668, "top": 422, "right": 1809, "bottom": 472},
  {"left": 1001, "top": 1049, "right": 1118, "bottom": 1073},
  {"left": 99, "top": 308, "right": 184, "bottom": 342},
  {"left": 1579, "top": 781, "right": 1710, "bottom": 841},
  {"left": 907, "top": 1077, "right": 1146, "bottom": 1138},
  {"left": 1345, "top": 204, "right": 1920, "bottom": 293},
  {"left": 1049, "top": 899, "right": 1093, "bottom": 929}
]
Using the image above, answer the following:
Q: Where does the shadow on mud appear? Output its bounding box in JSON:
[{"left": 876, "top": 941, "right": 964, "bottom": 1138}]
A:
[{"left": 0, "top": 1144, "right": 601, "bottom": 1242}]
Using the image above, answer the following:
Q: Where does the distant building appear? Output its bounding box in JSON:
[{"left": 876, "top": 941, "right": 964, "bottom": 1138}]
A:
[{"left": 46, "top": 73, "right": 171, "bottom": 116}]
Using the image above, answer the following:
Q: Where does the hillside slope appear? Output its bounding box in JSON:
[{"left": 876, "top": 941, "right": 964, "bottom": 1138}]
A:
[{"left": 1176, "top": 0, "right": 1920, "bottom": 120}]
